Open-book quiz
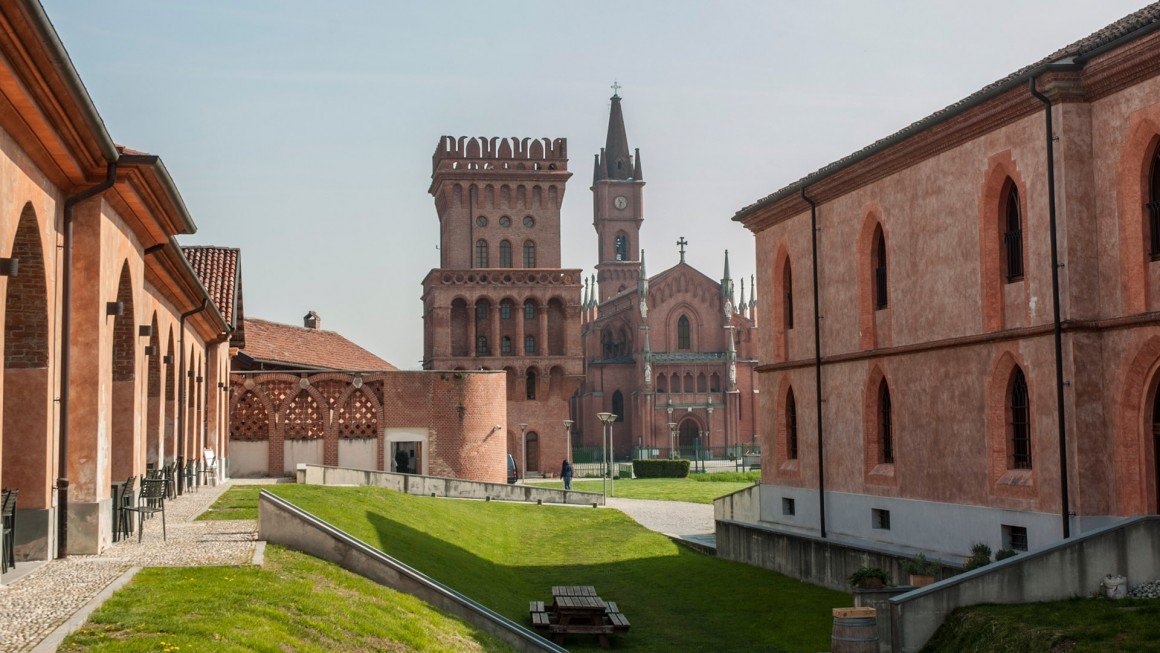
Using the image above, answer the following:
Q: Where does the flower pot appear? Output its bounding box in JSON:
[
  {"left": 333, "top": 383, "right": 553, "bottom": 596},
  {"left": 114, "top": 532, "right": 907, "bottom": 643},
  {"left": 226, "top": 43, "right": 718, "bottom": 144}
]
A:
[{"left": 908, "top": 573, "right": 935, "bottom": 588}]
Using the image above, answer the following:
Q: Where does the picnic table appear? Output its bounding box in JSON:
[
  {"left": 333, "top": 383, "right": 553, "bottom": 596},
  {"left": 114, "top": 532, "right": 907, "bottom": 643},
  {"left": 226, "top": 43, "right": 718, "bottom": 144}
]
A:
[{"left": 529, "top": 585, "right": 630, "bottom": 649}]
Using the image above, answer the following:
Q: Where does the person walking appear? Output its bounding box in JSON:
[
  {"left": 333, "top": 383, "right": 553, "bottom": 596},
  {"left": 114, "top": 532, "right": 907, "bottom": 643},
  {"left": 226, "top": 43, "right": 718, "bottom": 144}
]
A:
[{"left": 561, "top": 459, "right": 574, "bottom": 490}]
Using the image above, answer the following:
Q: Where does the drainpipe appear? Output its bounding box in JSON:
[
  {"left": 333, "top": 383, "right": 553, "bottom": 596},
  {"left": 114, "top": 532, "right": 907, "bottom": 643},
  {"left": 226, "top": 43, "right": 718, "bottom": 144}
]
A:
[
  {"left": 1029, "top": 77, "right": 1071, "bottom": 540},
  {"left": 56, "top": 162, "right": 118, "bottom": 559},
  {"left": 801, "top": 187, "right": 826, "bottom": 538},
  {"left": 176, "top": 299, "right": 208, "bottom": 494}
]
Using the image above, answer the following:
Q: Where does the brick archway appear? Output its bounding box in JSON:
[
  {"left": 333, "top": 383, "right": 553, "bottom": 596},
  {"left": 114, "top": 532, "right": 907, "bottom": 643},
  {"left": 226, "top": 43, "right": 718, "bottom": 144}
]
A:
[
  {"left": 145, "top": 313, "right": 161, "bottom": 465},
  {"left": 1115, "top": 109, "right": 1160, "bottom": 314},
  {"left": 1115, "top": 336, "right": 1160, "bottom": 514},
  {"left": 978, "top": 151, "right": 1029, "bottom": 332},
  {"left": 110, "top": 261, "right": 137, "bottom": 483}
]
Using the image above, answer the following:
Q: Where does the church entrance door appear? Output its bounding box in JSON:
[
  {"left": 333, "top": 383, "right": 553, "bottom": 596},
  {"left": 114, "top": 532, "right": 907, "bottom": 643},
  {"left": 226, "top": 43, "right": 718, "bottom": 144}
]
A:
[{"left": 678, "top": 419, "right": 700, "bottom": 460}]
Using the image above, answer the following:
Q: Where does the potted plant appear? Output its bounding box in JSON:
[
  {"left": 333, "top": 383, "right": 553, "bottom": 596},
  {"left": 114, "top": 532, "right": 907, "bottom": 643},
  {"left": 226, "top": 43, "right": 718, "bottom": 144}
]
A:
[
  {"left": 902, "top": 554, "right": 939, "bottom": 587},
  {"left": 848, "top": 567, "right": 891, "bottom": 589}
]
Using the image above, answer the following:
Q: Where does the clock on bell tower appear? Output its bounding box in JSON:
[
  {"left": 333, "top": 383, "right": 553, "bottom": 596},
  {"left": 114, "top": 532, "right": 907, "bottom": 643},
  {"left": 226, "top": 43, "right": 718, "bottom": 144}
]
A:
[{"left": 592, "top": 88, "right": 645, "bottom": 303}]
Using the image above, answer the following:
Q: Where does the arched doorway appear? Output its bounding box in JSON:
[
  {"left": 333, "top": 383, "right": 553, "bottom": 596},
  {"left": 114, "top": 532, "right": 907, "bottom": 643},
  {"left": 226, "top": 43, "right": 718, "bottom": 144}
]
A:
[
  {"left": 3, "top": 203, "right": 51, "bottom": 559},
  {"left": 678, "top": 419, "right": 701, "bottom": 458},
  {"left": 110, "top": 263, "right": 136, "bottom": 483},
  {"left": 1153, "top": 386, "right": 1160, "bottom": 513},
  {"left": 145, "top": 314, "right": 161, "bottom": 467},
  {"left": 164, "top": 329, "right": 176, "bottom": 464},
  {"left": 526, "top": 432, "right": 539, "bottom": 473}
]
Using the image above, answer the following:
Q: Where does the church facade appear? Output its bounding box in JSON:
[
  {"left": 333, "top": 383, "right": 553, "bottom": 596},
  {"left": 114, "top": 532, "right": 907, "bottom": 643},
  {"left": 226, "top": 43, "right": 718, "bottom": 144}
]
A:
[{"left": 576, "top": 94, "right": 760, "bottom": 460}]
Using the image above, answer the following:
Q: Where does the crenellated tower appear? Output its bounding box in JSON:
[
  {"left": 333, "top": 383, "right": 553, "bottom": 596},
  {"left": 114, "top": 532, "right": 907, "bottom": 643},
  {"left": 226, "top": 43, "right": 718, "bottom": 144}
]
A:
[{"left": 592, "top": 91, "right": 645, "bottom": 302}]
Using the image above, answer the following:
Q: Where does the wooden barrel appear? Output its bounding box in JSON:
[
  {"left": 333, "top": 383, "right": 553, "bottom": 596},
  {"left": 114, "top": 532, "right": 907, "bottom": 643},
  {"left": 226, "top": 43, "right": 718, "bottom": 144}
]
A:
[{"left": 831, "top": 607, "right": 878, "bottom": 653}]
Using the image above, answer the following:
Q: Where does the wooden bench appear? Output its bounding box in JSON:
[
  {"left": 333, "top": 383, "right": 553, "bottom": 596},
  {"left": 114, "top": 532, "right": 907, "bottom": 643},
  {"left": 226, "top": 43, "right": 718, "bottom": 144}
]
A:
[
  {"left": 604, "top": 602, "right": 631, "bottom": 632},
  {"left": 529, "top": 601, "right": 551, "bottom": 630},
  {"left": 531, "top": 588, "right": 630, "bottom": 649}
]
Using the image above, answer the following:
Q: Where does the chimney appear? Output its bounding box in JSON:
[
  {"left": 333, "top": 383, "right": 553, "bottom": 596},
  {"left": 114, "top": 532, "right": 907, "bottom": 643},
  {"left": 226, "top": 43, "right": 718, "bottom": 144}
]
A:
[{"left": 304, "top": 310, "right": 321, "bottom": 330}]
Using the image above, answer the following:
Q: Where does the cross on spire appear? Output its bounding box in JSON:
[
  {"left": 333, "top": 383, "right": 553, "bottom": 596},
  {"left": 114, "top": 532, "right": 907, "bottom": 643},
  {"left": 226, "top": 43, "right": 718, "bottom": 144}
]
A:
[
  {"left": 677, "top": 236, "right": 688, "bottom": 263},
  {"left": 611, "top": 80, "right": 621, "bottom": 98}
]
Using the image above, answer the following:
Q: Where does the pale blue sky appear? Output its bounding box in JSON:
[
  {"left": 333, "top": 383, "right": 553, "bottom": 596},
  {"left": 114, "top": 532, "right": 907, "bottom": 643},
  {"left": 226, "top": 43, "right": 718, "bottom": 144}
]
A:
[{"left": 45, "top": 1, "right": 1145, "bottom": 368}]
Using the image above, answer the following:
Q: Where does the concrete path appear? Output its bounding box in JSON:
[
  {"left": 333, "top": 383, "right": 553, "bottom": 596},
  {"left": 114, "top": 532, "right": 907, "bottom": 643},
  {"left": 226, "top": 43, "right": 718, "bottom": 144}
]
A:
[
  {"left": 604, "top": 497, "right": 716, "bottom": 550},
  {"left": 0, "top": 479, "right": 263, "bottom": 653}
]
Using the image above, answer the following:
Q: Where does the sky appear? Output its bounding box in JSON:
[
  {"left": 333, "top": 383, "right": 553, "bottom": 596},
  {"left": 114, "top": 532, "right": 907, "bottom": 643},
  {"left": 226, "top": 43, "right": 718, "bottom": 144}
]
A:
[{"left": 44, "top": 0, "right": 1147, "bottom": 369}]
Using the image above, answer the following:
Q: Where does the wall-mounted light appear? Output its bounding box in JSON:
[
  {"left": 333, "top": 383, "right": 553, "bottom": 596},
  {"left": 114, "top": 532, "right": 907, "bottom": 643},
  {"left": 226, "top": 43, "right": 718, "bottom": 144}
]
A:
[
  {"left": 0, "top": 258, "right": 19, "bottom": 277},
  {"left": 163, "top": 355, "right": 174, "bottom": 365},
  {"left": 196, "top": 376, "right": 203, "bottom": 383},
  {"left": 106, "top": 301, "right": 124, "bottom": 317},
  {"left": 139, "top": 325, "right": 153, "bottom": 337},
  {"left": 187, "top": 370, "right": 194, "bottom": 378},
  {"left": 144, "top": 345, "right": 157, "bottom": 356}
]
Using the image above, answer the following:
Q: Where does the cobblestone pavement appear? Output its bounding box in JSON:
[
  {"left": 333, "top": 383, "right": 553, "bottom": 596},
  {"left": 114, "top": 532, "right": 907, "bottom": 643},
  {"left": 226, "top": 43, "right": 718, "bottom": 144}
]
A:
[
  {"left": 605, "top": 497, "right": 715, "bottom": 540},
  {"left": 0, "top": 480, "right": 259, "bottom": 653}
]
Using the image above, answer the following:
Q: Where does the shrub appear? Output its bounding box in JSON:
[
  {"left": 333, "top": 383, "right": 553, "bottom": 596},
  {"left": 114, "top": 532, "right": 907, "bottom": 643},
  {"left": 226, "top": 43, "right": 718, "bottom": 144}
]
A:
[
  {"left": 631, "top": 459, "right": 690, "bottom": 478},
  {"left": 903, "top": 554, "right": 940, "bottom": 577},
  {"left": 964, "top": 542, "right": 993, "bottom": 571},
  {"left": 689, "top": 470, "right": 761, "bottom": 483},
  {"left": 994, "top": 548, "right": 1018, "bottom": 561},
  {"left": 848, "top": 567, "right": 891, "bottom": 589}
]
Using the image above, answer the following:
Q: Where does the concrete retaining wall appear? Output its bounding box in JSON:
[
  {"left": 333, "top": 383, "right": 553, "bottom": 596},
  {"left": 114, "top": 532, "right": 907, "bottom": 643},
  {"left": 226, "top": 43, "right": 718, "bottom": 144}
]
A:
[
  {"left": 257, "top": 490, "right": 565, "bottom": 653},
  {"left": 888, "top": 516, "right": 1160, "bottom": 653},
  {"left": 300, "top": 464, "right": 604, "bottom": 506}
]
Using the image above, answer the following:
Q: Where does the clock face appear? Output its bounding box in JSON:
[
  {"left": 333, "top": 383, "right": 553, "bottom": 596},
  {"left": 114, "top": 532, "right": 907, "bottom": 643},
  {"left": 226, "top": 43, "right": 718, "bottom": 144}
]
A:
[{"left": 614, "top": 196, "right": 628, "bottom": 210}]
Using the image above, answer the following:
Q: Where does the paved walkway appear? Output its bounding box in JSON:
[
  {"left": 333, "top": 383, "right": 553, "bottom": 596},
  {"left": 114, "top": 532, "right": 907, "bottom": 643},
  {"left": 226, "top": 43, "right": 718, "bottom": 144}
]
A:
[
  {"left": 605, "top": 497, "right": 715, "bottom": 548},
  {"left": 0, "top": 479, "right": 261, "bottom": 653}
]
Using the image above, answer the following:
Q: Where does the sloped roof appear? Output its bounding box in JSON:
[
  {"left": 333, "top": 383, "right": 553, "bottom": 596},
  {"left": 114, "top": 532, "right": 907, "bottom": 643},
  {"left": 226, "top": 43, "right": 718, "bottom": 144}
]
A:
[
  {"left": 734, "top": 3, "right": 1160, "bottom": 221},
  {"left": 240, "top": 318, "right": 396, "bottom": 372},
  {"left": 182, "top": 246, "right": 244, "bottom": 348}
]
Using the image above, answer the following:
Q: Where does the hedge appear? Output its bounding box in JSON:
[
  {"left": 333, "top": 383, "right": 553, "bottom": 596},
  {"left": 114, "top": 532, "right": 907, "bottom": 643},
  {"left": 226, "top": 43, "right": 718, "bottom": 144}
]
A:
[{"left": 632, "top": 459, "right": 690, "bottom": 478}]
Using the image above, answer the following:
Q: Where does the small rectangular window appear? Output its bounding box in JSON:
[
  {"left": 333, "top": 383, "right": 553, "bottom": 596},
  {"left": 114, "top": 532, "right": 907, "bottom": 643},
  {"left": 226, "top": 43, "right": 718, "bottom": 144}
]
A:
[
  {"left": 1003, "top": 524, "right": 1028, "bottom": 552},
  {"left": 872, "top": 508, "right": 891, "bottom": 530},
  {"left": 782, "top": 497, "right": 795, "bottom": 516}
]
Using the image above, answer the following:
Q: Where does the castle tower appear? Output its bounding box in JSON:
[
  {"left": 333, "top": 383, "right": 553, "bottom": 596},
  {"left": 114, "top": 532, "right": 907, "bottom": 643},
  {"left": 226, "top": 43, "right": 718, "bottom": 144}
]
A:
[
  {"left": 422, "top": 136, "right": 584, "bottom": 476},
  {"left": 592, "top": 90, "right": 645, "bottom": 302}
]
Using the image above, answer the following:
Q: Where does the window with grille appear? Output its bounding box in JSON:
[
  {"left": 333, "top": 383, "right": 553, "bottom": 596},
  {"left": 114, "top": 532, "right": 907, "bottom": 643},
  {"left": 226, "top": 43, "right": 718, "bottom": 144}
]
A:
[
  {"left": 786, "top": 388, "right": 798, "bottom": 460},
  {"left": 475, "top": 239, "right": 488, "bottom": 268},
  {"left": 500, "top": 301, "right": 512, "bottom": 320},
  {"left": 524, "top": 301, "right": 535, "bottom": 321},
  {"left": 872, "top": 508, "right": 891, "bottom": 530},
  {"left": 1009, "top": 368, "right": 1032, "bottom": 469},
  {"left": 475, "top": 336, "right": 488, "bottom": 356},
  {"left": 499, "top": 240, "right": 512, "bottom": 267},
  {"left": 1003, "top": 524, "right": 1028, "bottom": 551},
  {"left": 873, "top": 226, "right": 888, "bottom": 309},
  {"left": 677, "top": 315, "right": 691, "bottom": 350},
  {"left": 524, "top": 335, "right": 536, "bottom": 354},
  {"left": 1004, "top": 185, "right": 1024, "bottom": 281},
  {"left": 879, "top": 381, "right": 894, "bottom": 464},
  {"left": 782, "top": 498, "right": 796, "bottom": 516},
  {"left": 523, "top": 240, "right": 536, "bottom": 268}
]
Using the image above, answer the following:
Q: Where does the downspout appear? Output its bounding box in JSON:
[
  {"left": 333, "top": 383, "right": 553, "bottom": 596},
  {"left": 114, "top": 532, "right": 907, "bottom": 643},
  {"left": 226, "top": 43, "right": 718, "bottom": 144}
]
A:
[
  {"left": 176, "top": 299, "right": 208, "bottom": 493},
  {"left": 801, "top": 187, "right": 826, "bottom": 538},
  {"left": 1029, "top": 77, "right": 1071, "bottom": 539},
  {"left": 57, "top": 161, "right": 118, "bottom": 559}
]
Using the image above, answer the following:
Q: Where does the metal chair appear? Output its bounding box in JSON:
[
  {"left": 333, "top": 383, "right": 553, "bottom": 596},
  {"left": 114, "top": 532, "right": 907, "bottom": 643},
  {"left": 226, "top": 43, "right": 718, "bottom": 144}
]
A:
[
  {"left": 1, "top": 488, "right": 16, "bottom": 571},
  {"left": 123, "top": 479, "right": 167, "bottom": 542},
  {"left": 183, "top": 461, "right": 197, "bottom": 493},
  {"left": 163, "top": 462, "right": 177, "bottom": 500},
  {"left": 117, "top": 475, "right": 136, "bottom": 540}
]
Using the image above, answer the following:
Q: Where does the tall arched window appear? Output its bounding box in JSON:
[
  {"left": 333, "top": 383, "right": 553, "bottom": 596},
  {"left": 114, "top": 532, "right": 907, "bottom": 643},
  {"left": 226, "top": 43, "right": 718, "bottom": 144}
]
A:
[
  {"left": 879, "top": 381, "right": 894, "bottom": 464},
  {"left": 523, "top": 240, "right": 537, "bottom": 268},
  {"left": 526, "top": 369, "right": 537, "bottom": 400},
  {"left": 615, "top": 233, "right": 629, "bottom": 261},
  {"left": 500, "top": 300, "right": 513, "bottom": 320},
  {"left": 873, "top": 226, "right": 888, "bottom": 309},
  {"left": 1009, "top": 368, "right": 1031, "bottom": 469},
  {"left": 475, "top": 239, "right": 489, "bottom": 268},
  {"left": 501, "top": 336, "right": 512, "bottom": 354},
  {"left": 1150, "top": 150, "right": 1160, "bottom": 258},
  {"left": 524, "top": 300, "right": 536, "bottom": 321},
  {"left": 1004, "top": 184, "right": 1024, "bottom": 281},
  {"left": 784, "top": 259, "right": 794, "bottom": 329},
  {"left": 677, "top": 315, "right": 691, "bottom": 350},
  {"left": 612, "top": 390, "right": 624, "bottom": 422},
  {"left": 657, "top": 374, "right": 667, "bottom": 393},
  {"left": 525, "top": 335, "right": 537, "bottom": 354},
  {"left": 786, "top": 388, "right": 798, "bottom": 460},
  {"left": 476, "top": 335, "right": 488, "bottom": 356},
  {"left": 499, "top": 240, "right": 513, "bottom": 267}
]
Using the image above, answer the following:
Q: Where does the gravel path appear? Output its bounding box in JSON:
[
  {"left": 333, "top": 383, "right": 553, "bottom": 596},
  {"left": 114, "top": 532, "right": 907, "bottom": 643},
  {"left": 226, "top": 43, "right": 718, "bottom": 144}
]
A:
[
  {"left": 0, "top": 480, "right": 259, "bottom": 653},
  {"left": 605, "top": 497, "right": 714, "bottom": 539}
]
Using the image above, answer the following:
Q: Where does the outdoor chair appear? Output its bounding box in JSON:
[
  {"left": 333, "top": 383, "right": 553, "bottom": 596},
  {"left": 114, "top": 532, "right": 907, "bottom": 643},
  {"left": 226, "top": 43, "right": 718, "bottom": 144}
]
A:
[
  {"left": 1, "top": 488, "right": 16, "bottom": 571},
  {"left": 163, "top": 462, "right": 176, "bottom": 500},
  {"left": 183, "top": 460, "right": 197, "bottom": 493},
  {"left": 123, "top": 479, "right": 167, "bottom": 542},
  {"left": 115, "top": 475, "right": 136, "bottom": 541}
]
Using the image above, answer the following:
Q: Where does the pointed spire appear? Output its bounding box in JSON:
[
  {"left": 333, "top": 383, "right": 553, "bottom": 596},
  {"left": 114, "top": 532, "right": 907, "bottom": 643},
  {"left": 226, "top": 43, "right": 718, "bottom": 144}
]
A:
[
  {"left": 723, "top": 249, "right": 732, "bottom": 282},
  {"left": 633, "top": 147, "right": 643, "bottom": 180},
  {"left": 639, "top": 249, "right": 648, "bottom": 279},
  {"left": 604, "top": 93, "right": 632, "bottom": 180},
  {"left": 583, "top": 276, "right": 590, "bottom": 307},
  {"left": 739, "top": 277, "right": 747, "bottom": 312},
  {"left": 750, "top": 274, "right": 757, "bottom": 309},
  {"left": 593, "top": 153, "right": 604, "bottom": 183}
]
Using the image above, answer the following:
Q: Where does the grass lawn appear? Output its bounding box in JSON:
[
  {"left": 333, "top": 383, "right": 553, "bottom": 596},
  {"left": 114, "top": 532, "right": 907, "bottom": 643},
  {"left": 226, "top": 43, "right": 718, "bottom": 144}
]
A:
[
  {"left": 60, "top": 545, "right": 511, "bottom": 652},
  {"left": 528, "top": 471, "right": 758, "bottom": 504},
  {"left": 268, "top": 484, "right": 848, "bottom": 652},
  {"left": 196, "top": 484, "right": 275, "bottom": 521}
]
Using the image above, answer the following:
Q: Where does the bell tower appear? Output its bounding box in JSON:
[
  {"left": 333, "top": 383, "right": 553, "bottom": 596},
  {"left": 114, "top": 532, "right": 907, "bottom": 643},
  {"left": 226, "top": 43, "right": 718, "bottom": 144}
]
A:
[{"left": 592, "top": 87, "right": 645, "bottom": 303}]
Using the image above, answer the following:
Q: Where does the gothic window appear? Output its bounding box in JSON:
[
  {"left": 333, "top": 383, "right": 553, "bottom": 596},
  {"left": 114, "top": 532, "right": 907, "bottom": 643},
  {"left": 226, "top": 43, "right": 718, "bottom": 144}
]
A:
[
  {"left": 615, "top": 233, "right": 629, "bottom": 261},
  {"left": 612, "top": 390, "right": 624, "bottom": 422},
  {"left": 873, "top": 225, "right": 888, "bottom": 309},
  {"left": 500, "top": 300, "right": 513, "bottom": 320},
  {"left": 499, "top": 240, "right": 513, "bottom": 267},
  {"left": 476, "top": 239, "right": 489, "bottom": 268},
  {"left": 1009, "top": 368, "right": 1032, "bottom": 469},
  {"left": 697, "top": 373, "right": 707, "bottom": 393},
  {"left": 879, "top": 380, "right": 894, "bottom": 464},
  {"left": 526, "top": 369, "right": 537, "bottom": 400},
  {"left": 786, "top": 388, "right": 798, "bottom": 460},
  {"left": 524, "top": 301, "right": 536, "bottom": 321},
  {"left": 670, "top": 373, "right": 679, "bottom": 393},
  {"left": 1004, "top": 184, "right": 1024, "bottom": 281},
  {"left": 677, "top": 314, "right": 691, "bottom": 350},
  {"left": 476, "top": 335, "right": 489, "bottom": 356},
  {"left": 1150, "top": 151, "right": 1160, "bottom": 258},
  {"left": 710, "top": 372, "right": 721, "bottom": 392},
  {"left": 683, "top": 372, "right": 694, "bottom": 393},
  {"left": 525, "top": 335, "right": 537, "bottom": 354},
  {"left": 501, "top": 336, "right": 512, "bottom": 354},
  {"left": 523, "top": 240, "right": 537, "bottom": 268},
  {"left": 657, "top": 374, "right": 667, "bottom": 392},
  {"left": 784, "top": 259, "right": 794, "bottom": 329}
]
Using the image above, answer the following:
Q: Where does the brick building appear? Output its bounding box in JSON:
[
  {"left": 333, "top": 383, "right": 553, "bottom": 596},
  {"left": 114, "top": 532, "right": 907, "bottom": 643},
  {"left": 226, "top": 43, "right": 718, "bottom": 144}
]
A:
[
  {"left": 577, "top": 93, "right": 760, "bottom": 461},
  {"left": 736, "top": 5, "right": 1160, "bottom": 559},
  {"left": 421, "top": 136, "right": 584, "bottom": 477}
]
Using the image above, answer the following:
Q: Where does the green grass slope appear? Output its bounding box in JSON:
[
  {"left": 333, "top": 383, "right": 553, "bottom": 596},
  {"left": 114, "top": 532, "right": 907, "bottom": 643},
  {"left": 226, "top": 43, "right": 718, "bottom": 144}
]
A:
[{"left": 527, "top": 475, "right": 755, "bottom": 503}]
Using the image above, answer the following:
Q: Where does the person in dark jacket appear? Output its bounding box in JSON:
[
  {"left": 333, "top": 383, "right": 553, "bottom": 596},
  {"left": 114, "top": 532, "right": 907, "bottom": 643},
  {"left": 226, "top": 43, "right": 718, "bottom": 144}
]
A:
[
  {"left": 561, "top": 459, "right": 574, "bottom": 490},
  {"left": 395, "top": 448, "right": 410, "bottom": 474}
]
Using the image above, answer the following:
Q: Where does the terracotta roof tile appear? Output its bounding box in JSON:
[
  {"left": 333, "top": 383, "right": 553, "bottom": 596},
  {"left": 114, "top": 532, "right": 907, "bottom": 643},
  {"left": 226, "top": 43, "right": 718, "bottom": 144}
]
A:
[
  {"left": 182, "top": 246, "right": 244, "bottom": 347},
  {"left": 240, "top": 318, "right": 396, "bottom": 371}
]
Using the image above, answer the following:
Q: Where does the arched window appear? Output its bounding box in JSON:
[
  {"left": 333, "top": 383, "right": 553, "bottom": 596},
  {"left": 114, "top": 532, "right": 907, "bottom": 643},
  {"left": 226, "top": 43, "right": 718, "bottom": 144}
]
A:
[
  {"left": 1150, "top": 150, "right": 1160, "bottom": 258},
  {"left": 476, "top": 335, "right": 488, "bottom": 356},
  {"left": 475, "top": 239, "right": 489, "bottom": 268},
  {"left": 1009, "top": 368, "right": 1031, "bottom": 469},
  {"left": 786, "top": 388, "right": 798, "bottom": 460},
  {"left": 657, "top": 374, "right": 668, "bottom": 392},
  {"left": 683, "top": 373, "right": 694, "bottom": 393},
  {"left": 526, "top": 369, "right": 537, "bottom": 400},
  {"left": 524, "top": 300, "right": 536, "bottom": 321},
  {"left": 500, "top": 300, "right": 513, "bottom": 320},
  {"left": 710, "top": 372, "right": 721, "bottom": 392},
  {"left": 612, "top": 390, "right": 624, "bottom": 422},
  {"left": 873, "top": 226, "right": 888, "bottom": 309},
  {"left": 615, "top": 233, "right": 629, "bottom": 261},
  {"left": 525, "top": 335, "right": 537, "bottom": 354},
  {"left": 677, "top": 315, "right": 691, "bottom": 350},
  {"left": 697, "top": 373, "right": 707, "bottom": 392},
  {"left": 670, "top": 373, "right": 679, "bottom": 393},
  {"left": 499, "top": 240, "right": 513, "bottom": 267},
  {"left": 879, "top": 381, "right": 894, "bottom": 464},
  {"left": 501, "top": 336, "right": 512, "bottom": 354},
  {"left": 1004, "top": 184, "right": 1024, "bottom": 281},
  {"left": 523, "top": 240, "right": 537, "bottom": 268},
  {"left": 784, "top": 259, "right": 794, "bottom": 329}
]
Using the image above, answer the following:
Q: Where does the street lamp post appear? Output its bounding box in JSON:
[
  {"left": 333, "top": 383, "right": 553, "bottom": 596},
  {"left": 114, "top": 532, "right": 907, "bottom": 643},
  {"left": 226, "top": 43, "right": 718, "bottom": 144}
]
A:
[
  {"left": 596, "top": 412, "right": 617, "bottom": 500},
  {"left": 562, "top": 419, "right": 574, "bottom": 464},
  {"left": 668, "top": 422, "right": 678, "bottom": 460},
  {"left": 706, "top": 399, "right": 715, "bottom": 471},
  {"left": 519, "top": 423, "right": 528, "bottom": 483}
]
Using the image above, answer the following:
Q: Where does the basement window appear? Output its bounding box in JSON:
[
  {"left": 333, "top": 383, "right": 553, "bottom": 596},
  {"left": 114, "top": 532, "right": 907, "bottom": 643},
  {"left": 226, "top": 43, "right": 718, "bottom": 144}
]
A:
[
  {"left": 872, "top": 508, "right": 891, "bottom": 530},
  {"left": 782, "top": 497, "right": 795, "bottom": 516},
  {"left": 1003, "top": 524, "right": 1028, "bottom": 551}
]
